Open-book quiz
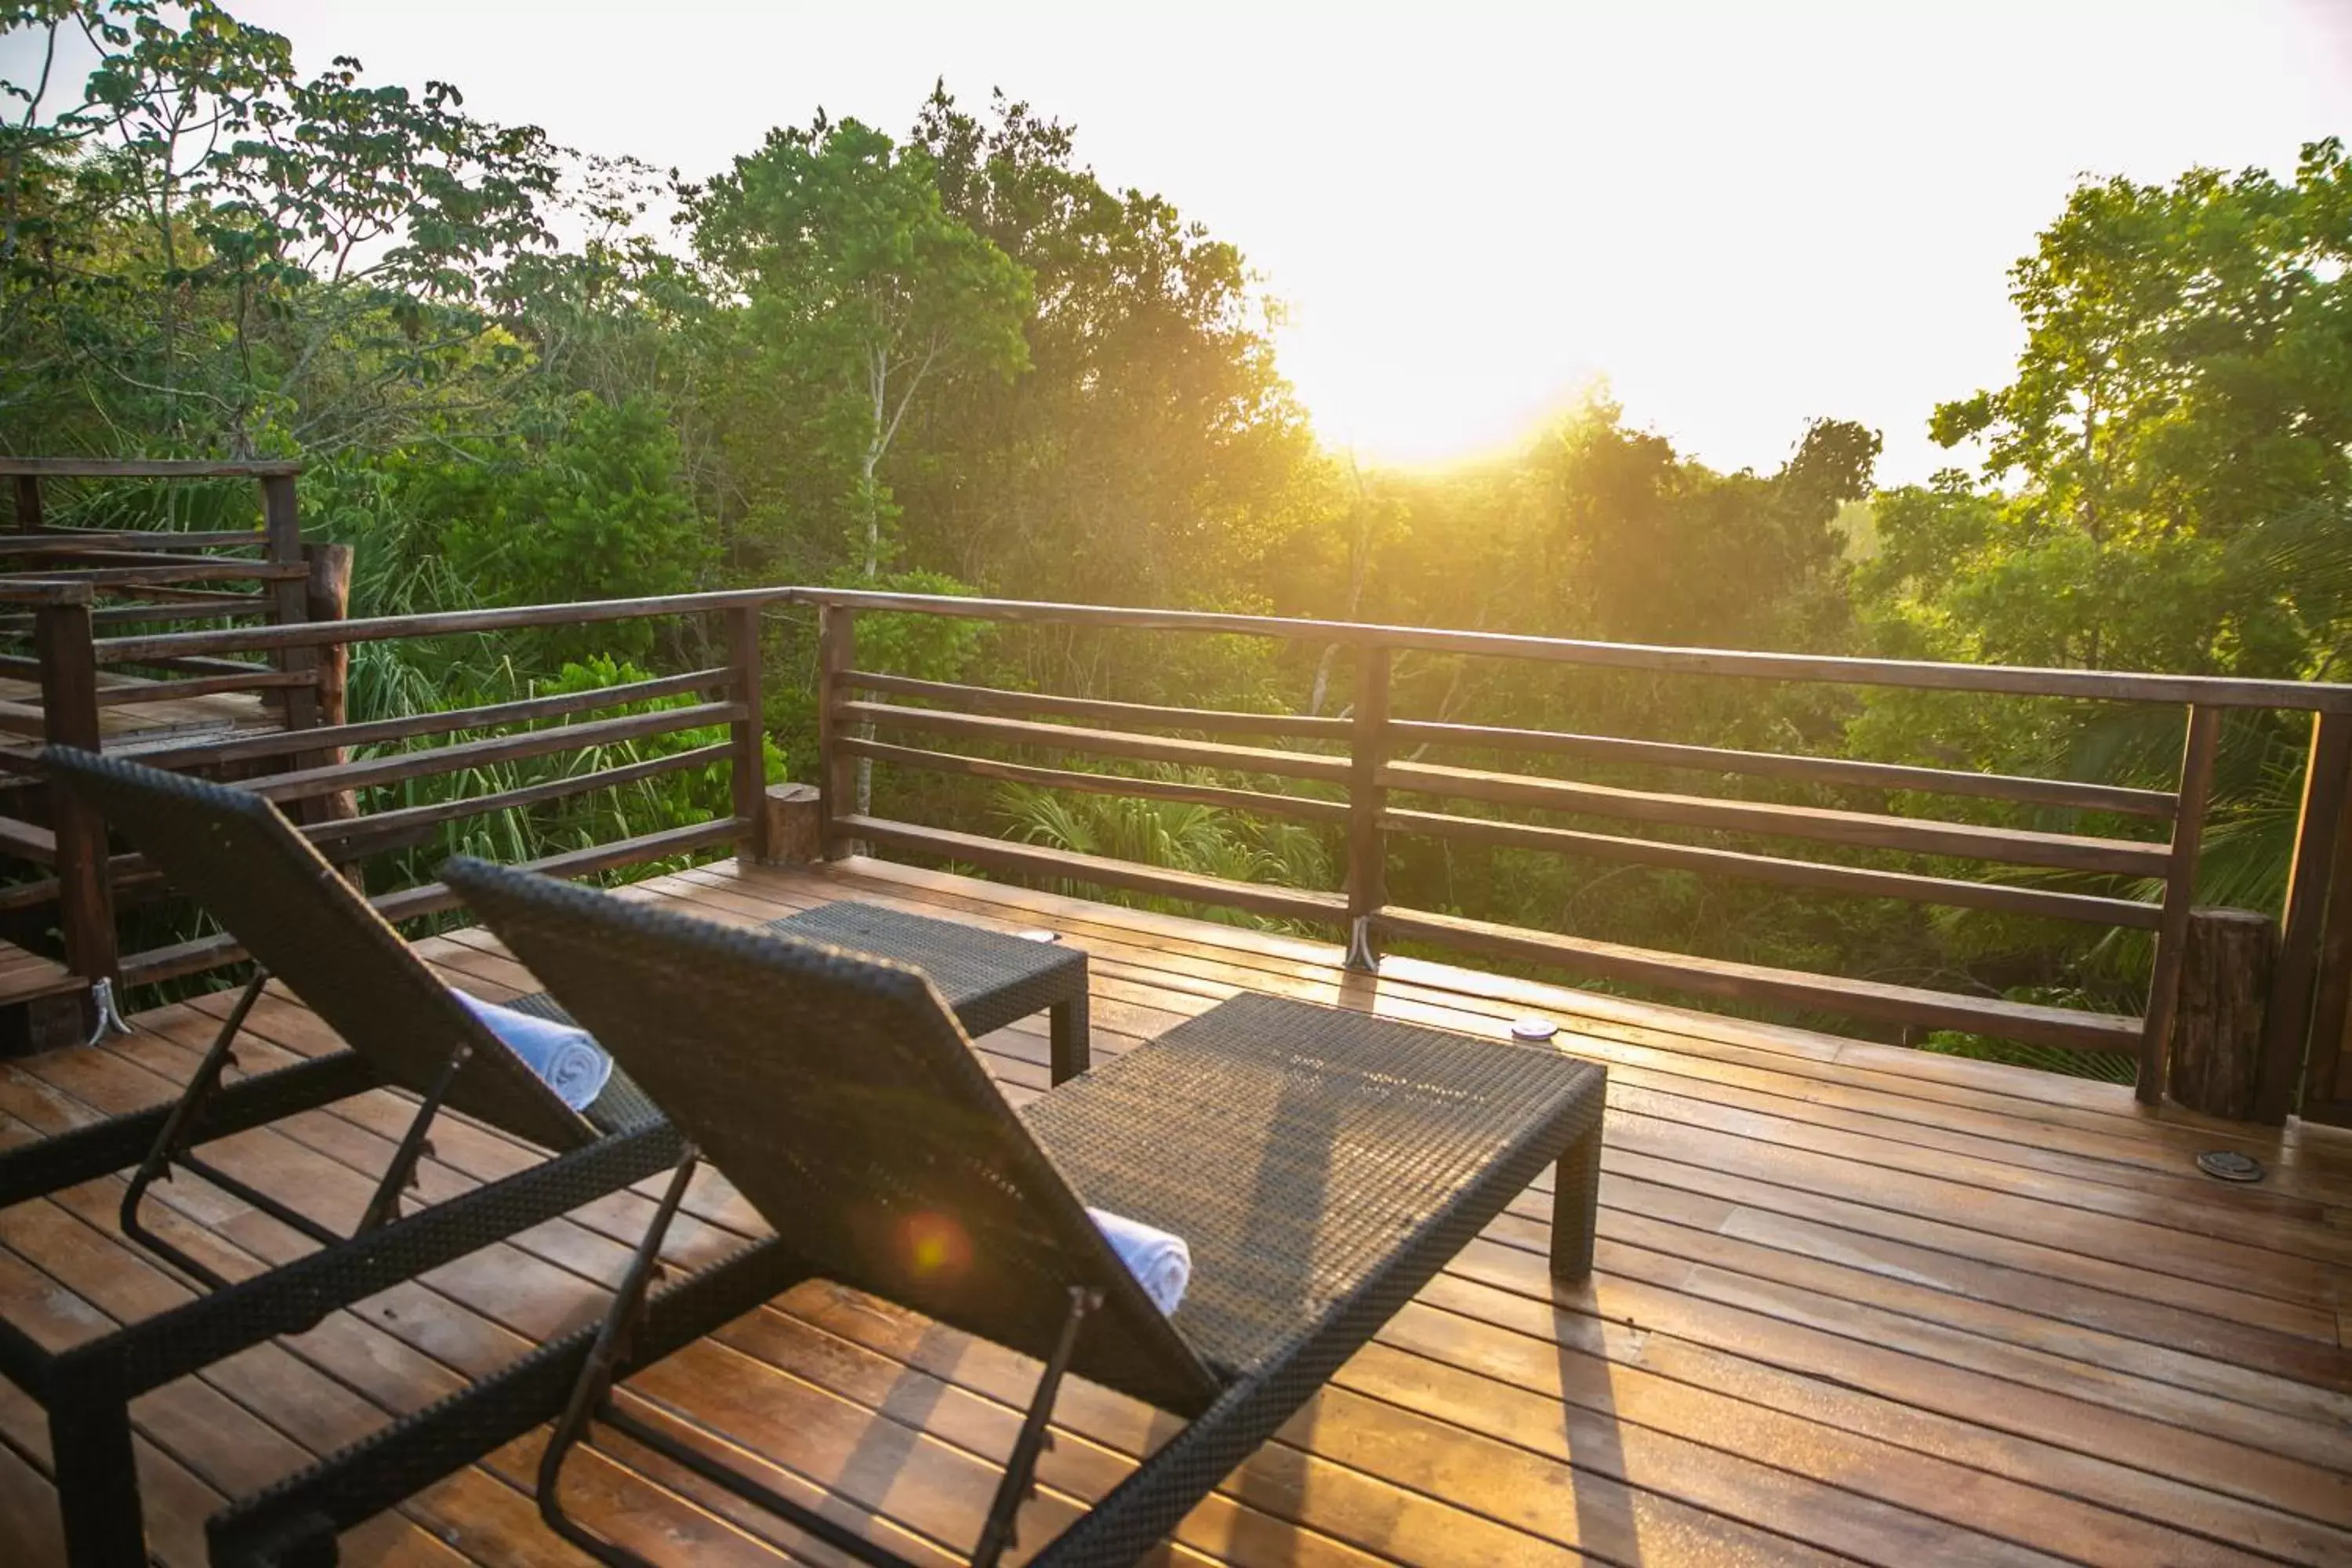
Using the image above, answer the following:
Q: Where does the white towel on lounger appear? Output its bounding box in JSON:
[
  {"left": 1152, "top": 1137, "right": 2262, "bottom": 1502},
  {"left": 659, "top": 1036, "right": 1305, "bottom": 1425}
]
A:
[
  {"left": 1087, "top": 1207, "right": 1190, "bottom": 1316},
  {"left": 451, "top": 990, "right": 613, "bottom": 1112}
]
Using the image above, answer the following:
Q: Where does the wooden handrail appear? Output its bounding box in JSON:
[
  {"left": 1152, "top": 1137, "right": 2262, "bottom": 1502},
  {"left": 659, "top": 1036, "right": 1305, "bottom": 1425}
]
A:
[{"left": 787, "top": 587, "right": 2352, "bottom": 714}]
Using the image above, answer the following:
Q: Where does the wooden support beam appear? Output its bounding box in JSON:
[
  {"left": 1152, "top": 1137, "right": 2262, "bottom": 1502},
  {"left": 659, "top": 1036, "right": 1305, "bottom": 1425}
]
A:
[
  {"left": 2140, "top": 705, "right": 2221, "bottom": 1105},
  {"left": 2263, "top": 710, "right": 2352, "bottom": 1123},
  {"left": 817, "top": 605, "right": 855, "bottom": 858},
  {"left": 303, "top": 543, "right": 357, "bottom": 825},
  {"left": 1345, "top": 644, "right": 1390, "bottom": 971},
  {"left": 259, "top": 474, "right": 318, "bottom": 734},
  {"left": 2166, "top": 908, "right": 2276, "bottom": 1121},
  {"left": 727, "top": 604, "right": 772, "bottom": 863},
  {"left": 12, "top": 475, "right": 42, "bottom": 534},
  {"left": 33, "top": 600, "right": 114, "bottom": 987}
]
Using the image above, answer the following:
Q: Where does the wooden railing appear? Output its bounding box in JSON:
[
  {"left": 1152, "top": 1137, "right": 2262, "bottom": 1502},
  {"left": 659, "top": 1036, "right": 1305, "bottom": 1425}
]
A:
[
  {"left": 9, "top": 543, "right": 2352, "bottom": 1123},
  {"left": 0, "top": 582, "right": 779, "bottom": 994},
  {"left": 800, "top": 588, "right": 2352, "bottom": 1123}
]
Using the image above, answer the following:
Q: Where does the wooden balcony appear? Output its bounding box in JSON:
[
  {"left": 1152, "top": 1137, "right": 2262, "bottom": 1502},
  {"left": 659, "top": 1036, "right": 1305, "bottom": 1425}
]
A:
[{"left": 3, "top": 853, "right": 2347, "bottom": 1566}]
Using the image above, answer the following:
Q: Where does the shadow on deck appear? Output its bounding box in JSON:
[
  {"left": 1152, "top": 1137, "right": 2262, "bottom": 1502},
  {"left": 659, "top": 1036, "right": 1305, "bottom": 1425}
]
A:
[{"left": 1, "top": 855, "right": 2348, "bottom": 1566}]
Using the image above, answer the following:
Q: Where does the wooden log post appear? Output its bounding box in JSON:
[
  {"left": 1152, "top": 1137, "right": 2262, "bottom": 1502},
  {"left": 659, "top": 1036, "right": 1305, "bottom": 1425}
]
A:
[
  {"left": 1344, "top": 643, "right": 1392, "bottom": 971},
  {"left": 13, "top": 474, "right": 42, "bottom": 533},
  {"left": 725, "top": 604, "right": 774, "bottom": 862},
  {"left": 302, "top": 542, "right": 358, "bottom": 826},
  {"left": 34, "top": 596, "right": 117, "bottom": 996},
  {"left": 2138, "top": 704, "right": 2221, "bottom": 1105},
  {"left": 2167, "top": 908, "right": 2277, "bottom": 1121},
  {"left": 816, "top": 605, "right": 857, "bottom": 858},
  {"left": 2261, "top": 710, "right": 2352, "bottom": 1123},
  {"left": 757, "top": 782, "right": 822, "bottom": 866},
  {"left": 257, "top": 472, "right": 318, "bottom": 733}
]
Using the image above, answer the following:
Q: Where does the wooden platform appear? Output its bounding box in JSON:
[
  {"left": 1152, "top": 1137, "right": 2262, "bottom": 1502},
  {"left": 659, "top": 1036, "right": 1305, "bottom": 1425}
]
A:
[{"left": 2, "top": 855, "right": 2350, "bottom": 1566}]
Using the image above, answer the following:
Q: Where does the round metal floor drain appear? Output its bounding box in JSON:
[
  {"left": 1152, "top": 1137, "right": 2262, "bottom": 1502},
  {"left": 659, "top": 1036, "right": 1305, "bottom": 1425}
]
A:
[
  {"left": 2195, "top": 1149, "right": 2265, "bottom": 1184},
  {"left": 1511, "top": 1016, "right": 1559, "bottom": 1042}
]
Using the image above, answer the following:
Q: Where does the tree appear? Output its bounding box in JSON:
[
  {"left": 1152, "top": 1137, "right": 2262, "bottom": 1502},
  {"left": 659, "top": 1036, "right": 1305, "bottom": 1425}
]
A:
[
  {"left": 1896, "top": 138, "right": 2352, "bottom": 680},
  {"left": 688, "top": 113, "right": 1031, "bottom": 584}
]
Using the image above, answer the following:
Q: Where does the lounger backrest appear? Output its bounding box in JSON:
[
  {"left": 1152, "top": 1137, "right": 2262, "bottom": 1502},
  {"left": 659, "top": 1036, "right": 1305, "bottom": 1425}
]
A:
[
  {"left": 443, "top": 856, "right": 1228, "bottom": 1417},
  {"left": 43, "top": 748, "right": 594, "bottom": 1153}
]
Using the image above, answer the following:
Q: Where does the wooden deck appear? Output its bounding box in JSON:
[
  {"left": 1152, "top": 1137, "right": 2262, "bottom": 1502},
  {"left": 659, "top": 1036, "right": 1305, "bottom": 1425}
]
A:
[{"left": 2, "top": 854, "right": 2350, "bottom": 1566}]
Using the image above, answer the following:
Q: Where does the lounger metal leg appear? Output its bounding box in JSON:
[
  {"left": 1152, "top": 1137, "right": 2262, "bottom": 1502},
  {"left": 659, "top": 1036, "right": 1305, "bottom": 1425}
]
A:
[
  {"left": 1049, "top": 992, "right": 1091, "bottom": 1083},
  {"left": 1548, "top": 1116, "right": 1604, "bottom": 1281},
  {"left": 538, "top": 1148, "right": 702, "bottom": 1568},
  {"left": 119, "top": 971, "right": 271, "bottom": 1292},
  {"left": 972, "top": 1285, "right": 1099, "bottom": 1568},
  {"left": 356, "top": 1045, "right": 470, "bottom": 1234},
  {"left": 51, "top": 1374, "right": 143, "bottom": 1568}
]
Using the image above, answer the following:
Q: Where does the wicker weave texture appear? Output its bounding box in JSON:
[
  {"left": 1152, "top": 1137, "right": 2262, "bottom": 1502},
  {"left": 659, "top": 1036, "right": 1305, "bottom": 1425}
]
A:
[
  {"left": 44, "top": 747, "right": 593, "bottom": 1152},
  {"left": 1024, "top": 989, "right": 1603, "bottom": 1377},
  {"left": 445, "top": 856, "right": 1226, "bottom": 1416},
  {"left": 770, "top": 901, "right": 1084, "bottom": 1039}
]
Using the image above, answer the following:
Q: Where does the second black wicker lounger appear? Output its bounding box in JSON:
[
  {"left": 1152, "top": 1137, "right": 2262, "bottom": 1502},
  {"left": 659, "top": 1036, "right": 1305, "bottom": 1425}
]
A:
[{"left": 360, "top": 858, "right": 1604, "bottom": 1568}]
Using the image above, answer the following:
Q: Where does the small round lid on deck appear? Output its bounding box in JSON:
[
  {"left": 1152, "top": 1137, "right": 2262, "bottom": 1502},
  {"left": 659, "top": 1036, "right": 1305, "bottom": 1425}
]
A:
[
  {"left": 1016, "top": 928, "right": 1061, "bottom": 942},
  {"left": 2194, "top": 1149, "right": 2263, "bottom": 1183},
  {"left": 1510, "top": 1016, "right": 1559, "bottom": 1042}
]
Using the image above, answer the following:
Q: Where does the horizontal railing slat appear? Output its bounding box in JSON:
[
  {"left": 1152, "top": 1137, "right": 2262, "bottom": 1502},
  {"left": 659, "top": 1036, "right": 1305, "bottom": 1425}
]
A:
[
  {"left": 4, "top": 561, "right": 307, "bottom": 588},
  {"left": 839, "top": 813, "right": 1348, "bottom": 925},
  {"left": 304, "top": 742, "right": 735, "bottom": 858},
  {"left": 1382, "top": 758, "right": 2170, "bottom": 877},
  {"left": 92, "top": 670, "right": 316, "bottom": 706},
  {"left": 245, "top": 702, "right": 745, "bottom": 804},
  {"left": 124, "top": 668, "right": 734, "bottom": 771},
  {"left": 1387, "top": 718, "right": 2177, "bottom": 819},
  {"left": 1377, "top": 905, "right": 2144, "bottom": 1054},
  {"left": 838, "top": 700, "right": 1352, "bottom": 786},
  {"left": 839, "top": 670, "right": 1350, "bottom": 739},
  {"left": 0, "top": 459, "right": 302, "bottom": 478},
  {"left": 1382, "top": 807, "right": 2163, "bottom": 928},
  {"left": 0, "top": 531, "right": 271, "bottom": 555},
  {"left": 844, "top": 736, "right": 1350, "bottom": 825}
]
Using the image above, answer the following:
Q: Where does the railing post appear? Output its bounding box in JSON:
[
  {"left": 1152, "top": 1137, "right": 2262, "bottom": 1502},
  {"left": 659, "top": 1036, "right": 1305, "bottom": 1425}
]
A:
[
  {"left": 302, "top": 542, "right": 358, "bottom": 826},
  {"left": 816, "top": 604, "right": 857, "bottom": 858},
  {"left": 725, "top": 604, "right": 773, "bottom": 862},
  {"left": 2260, "top": 709, "right": 2352, "bottom": 1123},
  {"left": 258, "top": 473, "right": 318, "bottom": 735},
  {"left": 1344, "top": 642, "right": 1390, "bottom": 971},
  {"left": 34, "top": 593, "right": 116, "bottom": 995},
  {"left": 13, "top": 474, "right": 42, "bottom": 533},
  {"left": 2139, "top": 703, "right": 2220, "bottom": 1105}
]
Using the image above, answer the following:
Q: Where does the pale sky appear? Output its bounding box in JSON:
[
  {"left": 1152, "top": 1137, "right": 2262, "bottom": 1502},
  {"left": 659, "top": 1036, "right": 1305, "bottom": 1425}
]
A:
[{"left": 13, "top": 2, "right": 2350, "bottom": 482}]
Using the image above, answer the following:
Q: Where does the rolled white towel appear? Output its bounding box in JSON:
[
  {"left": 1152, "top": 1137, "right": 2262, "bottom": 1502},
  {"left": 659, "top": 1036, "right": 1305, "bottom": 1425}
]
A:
[
  {"left": 1087, "top": 1206, "right": 1191, "bottom": 1316},
  {"left": 452, "top": 990, "right": 613, "bottom": 1112}
]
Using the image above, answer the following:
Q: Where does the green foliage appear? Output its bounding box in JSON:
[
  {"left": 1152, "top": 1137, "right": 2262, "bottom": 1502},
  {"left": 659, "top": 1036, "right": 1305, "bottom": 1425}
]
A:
[
  {"left": 390, "top": 394, "right": 706, "bottom": 661},
  {"left": 996, "top": 775, "right": 1330, "bottom": 928}
]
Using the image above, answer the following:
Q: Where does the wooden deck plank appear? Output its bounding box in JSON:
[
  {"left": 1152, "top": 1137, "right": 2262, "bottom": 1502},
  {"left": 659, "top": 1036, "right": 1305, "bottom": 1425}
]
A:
[{"left": 0, "top": 857, "right": 2347, "bottom": 1565}]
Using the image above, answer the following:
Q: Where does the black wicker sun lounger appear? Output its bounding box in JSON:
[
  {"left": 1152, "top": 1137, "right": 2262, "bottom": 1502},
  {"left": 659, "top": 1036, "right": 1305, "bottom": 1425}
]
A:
[
  {"left": 2, "top": 751, "right": 1090, "bottom": 1568},
  {"left": 225, "top": 856, "right": 1606, "bottom": 1568}
]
